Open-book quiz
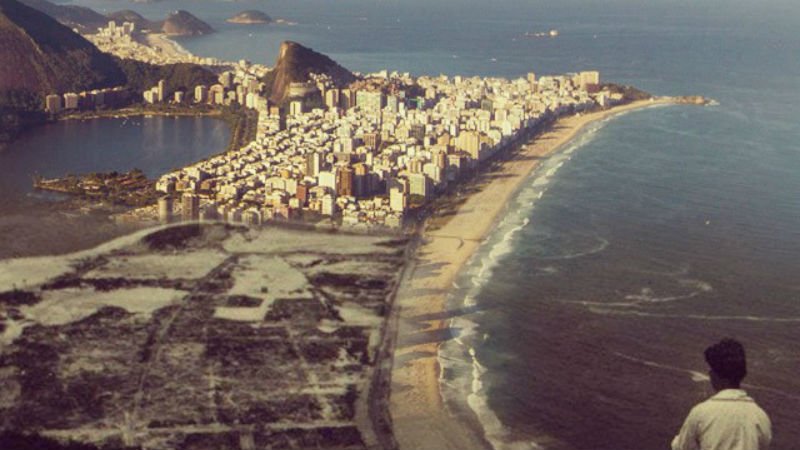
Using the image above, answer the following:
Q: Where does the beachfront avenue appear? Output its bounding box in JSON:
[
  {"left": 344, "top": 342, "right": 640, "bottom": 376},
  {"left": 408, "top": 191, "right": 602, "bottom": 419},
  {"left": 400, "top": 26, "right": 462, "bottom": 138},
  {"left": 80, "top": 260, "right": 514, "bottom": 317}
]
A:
[{"left": 151, "top": 67, "right": 617, "bottom": 229}]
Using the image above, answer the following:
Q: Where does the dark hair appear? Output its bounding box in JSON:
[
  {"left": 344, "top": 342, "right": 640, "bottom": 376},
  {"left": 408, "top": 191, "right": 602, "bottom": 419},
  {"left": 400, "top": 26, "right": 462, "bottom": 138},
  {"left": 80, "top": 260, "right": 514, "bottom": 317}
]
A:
[{"left": 705, "top": 338, "right": 747, "bottom": 384}]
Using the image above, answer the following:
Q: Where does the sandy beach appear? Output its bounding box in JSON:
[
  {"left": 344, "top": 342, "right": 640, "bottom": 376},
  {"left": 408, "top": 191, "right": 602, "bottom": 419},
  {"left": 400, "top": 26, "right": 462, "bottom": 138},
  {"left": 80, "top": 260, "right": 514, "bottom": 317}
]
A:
[
  {"left": 144, "top": 33, "right": 192, "bottom": 59},
  {"left": 389, "top": 98, "right": 676, "bottom": 449}
]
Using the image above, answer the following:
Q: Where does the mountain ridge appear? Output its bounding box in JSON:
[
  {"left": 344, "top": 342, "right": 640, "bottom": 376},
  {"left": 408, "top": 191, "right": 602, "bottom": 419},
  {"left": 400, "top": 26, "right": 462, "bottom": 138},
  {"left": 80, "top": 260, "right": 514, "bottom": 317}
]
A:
[
  {"left": 0, "top": 0, "right": 126, "bottom": 102},
  {"left": 16, "top": 0, "right": 106, "bottom": 33}
]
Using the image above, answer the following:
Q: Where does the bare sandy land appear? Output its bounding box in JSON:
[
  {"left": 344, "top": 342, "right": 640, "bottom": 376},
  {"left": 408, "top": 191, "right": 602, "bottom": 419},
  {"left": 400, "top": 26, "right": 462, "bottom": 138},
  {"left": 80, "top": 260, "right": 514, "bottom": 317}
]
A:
[{"left": 389, "top": 98, "right": 676, "bottom": 449}]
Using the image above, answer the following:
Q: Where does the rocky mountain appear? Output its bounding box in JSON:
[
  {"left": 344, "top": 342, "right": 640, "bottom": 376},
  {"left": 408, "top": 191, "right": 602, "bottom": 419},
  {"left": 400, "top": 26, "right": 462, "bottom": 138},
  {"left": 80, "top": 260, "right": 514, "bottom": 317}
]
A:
[
  {"left": 264, "top": 41, "right": 356, "bottom": 104},
  {"left": 0, "top": 0, "right": 126, "bottom": 104},
  {"left": 0, "top": 0, "right": 127, "bottom": 143},
  {"left": 16, "top": 0, "right": 107, "bottom": 33},
  {"left": 161, "top": 10, "right": 214, "bottom": 36},
  {"left": 226, "top": 10, "right": 272, "bottom": 25}
]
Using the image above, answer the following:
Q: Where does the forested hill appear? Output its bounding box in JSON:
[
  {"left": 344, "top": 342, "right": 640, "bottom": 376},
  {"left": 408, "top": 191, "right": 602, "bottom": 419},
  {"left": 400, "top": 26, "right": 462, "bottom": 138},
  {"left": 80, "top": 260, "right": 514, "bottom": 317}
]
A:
[
  {"left": 16, "top": 0, "right": 107, "bottom": 33},
  {"left": 0, "top": 0, "right": 126, "bottom": 110}
]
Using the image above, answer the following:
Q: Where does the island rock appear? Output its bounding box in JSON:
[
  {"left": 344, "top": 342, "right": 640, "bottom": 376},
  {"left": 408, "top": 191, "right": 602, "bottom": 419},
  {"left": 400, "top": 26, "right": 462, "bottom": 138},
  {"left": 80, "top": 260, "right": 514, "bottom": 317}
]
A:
[{"left": 226, "top": 10, "right": 273, "bottom": 25}]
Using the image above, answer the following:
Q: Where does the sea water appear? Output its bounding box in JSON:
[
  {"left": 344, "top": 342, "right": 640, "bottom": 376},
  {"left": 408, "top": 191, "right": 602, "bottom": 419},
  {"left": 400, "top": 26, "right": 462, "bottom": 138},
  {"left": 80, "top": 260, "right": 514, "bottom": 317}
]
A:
[{"left": 57, "top": 0, "right": 800, "bottom": 448}]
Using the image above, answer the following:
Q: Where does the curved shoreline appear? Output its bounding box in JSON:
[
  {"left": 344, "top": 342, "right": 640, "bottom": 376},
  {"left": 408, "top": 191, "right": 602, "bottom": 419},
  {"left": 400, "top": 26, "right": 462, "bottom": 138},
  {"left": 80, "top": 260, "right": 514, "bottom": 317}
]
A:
[
  {"left": 144, "top": 33, "right": 194, "bottom": 59},
  {"left": 388, "top": 98, "right": 677, "bottom": 450},
  {"left": 59, "top": 108, "right": 222, "bottom": 121}
]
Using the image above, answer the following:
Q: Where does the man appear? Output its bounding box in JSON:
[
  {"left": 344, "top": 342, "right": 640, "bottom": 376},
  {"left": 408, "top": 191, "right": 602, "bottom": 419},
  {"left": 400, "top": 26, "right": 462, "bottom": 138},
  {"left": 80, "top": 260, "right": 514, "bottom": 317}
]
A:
[{"left": 672, "top": 338, "right": 772, "bottom": 450}]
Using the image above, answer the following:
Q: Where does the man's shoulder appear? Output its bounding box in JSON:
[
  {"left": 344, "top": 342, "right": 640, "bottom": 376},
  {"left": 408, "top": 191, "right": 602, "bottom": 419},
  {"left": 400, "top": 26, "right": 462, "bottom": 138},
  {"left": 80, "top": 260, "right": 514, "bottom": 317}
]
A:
[
  {"left": 690, "top": 392, "right": 770, "bottom": 421},
  {"left": 688, "top": 399, "right": 715, "bottom": 417}
]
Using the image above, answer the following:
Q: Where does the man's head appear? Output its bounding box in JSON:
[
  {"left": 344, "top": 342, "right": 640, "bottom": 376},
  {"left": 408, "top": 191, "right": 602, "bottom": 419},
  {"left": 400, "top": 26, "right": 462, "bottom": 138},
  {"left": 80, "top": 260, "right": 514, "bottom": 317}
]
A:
[{"left": 705, "top": 338, "right": 747, "bottom": 391}]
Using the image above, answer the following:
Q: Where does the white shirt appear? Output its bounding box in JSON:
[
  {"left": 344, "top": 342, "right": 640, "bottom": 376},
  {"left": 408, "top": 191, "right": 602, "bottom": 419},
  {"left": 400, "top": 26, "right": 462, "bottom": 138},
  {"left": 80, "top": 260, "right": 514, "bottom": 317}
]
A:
[{"left": 672, "top": 389, "right": 772, "bottom": 450}]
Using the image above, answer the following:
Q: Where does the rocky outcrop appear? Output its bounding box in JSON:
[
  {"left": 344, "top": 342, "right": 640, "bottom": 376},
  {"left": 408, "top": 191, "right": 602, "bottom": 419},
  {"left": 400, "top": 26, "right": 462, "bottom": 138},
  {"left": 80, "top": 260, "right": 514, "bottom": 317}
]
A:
[
  {"left": 265, "top": 41, "right": 356, "bottom": 104},
  {"left": 674, "top": 95, "right": 714, "bottom": 106},
  {"left": 161, "top": 10, "right": 214, "bottom": 36}
]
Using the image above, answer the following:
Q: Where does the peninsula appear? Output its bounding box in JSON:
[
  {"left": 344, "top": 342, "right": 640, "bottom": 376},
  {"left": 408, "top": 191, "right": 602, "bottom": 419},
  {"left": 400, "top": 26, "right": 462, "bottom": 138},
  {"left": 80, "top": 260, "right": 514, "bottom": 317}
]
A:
[{"left": 151, "top": 40, "right": 699, "bottom": 231}]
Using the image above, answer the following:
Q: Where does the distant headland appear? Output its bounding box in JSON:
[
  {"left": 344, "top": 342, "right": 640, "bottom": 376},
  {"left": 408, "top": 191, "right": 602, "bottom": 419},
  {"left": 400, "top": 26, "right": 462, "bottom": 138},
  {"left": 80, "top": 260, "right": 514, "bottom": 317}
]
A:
[{"left": 161, "top": 9, "right": 214, "bottom": 36}]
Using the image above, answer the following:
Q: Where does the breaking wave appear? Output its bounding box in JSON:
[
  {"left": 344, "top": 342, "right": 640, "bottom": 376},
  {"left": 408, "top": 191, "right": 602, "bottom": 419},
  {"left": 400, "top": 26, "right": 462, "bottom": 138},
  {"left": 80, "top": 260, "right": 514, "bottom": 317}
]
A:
[
  {"left": 588, "top": 308, "right": 800, "bottom": 322},
  {"left": 437, "top": 115, "right": 614, "bottom": 450}
]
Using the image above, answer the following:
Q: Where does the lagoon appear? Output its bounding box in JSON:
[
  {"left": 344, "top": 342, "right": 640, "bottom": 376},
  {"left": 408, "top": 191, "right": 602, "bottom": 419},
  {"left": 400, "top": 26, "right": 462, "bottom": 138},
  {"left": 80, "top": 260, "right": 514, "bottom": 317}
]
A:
[{"left": 0, "top": 115, "right": 229, "bottom": 257}]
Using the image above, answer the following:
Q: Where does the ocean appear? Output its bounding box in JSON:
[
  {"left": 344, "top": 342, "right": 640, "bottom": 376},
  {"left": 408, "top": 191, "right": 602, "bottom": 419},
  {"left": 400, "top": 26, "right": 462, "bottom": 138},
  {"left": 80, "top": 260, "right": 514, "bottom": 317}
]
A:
[{"left": 41, "top": 0, "right": 800, "bottom": 448}]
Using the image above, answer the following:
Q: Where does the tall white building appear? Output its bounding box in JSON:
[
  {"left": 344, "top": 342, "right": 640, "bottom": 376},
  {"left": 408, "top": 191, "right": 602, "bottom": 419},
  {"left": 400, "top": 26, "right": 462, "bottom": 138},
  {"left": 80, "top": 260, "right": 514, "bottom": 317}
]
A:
[
  {"left": 409, "top": 173, "right": 432, "bottom": 199},
  {"left": 321, "top": 194, "right": 337, "bottom": 216},
  {"left": 157, "top": 80, "right": 167, "bottom": 102},
  {"left": 290, "top": 100, "right": 303, "bottom": 116},
  {"left": 318, "top": 170, "right": 337, "bottom": 190},
  {"left": 195, "top": 85, "right": 208, "bottom": 103},
  {"left": 63, "top": 93, "right": 79, "bottom": 110},
  {"left": 389, "top": 188, "right": 407, "bottom": 212},
  {"left": 306, "top": 152, "right": 321, "bottom": 177}
]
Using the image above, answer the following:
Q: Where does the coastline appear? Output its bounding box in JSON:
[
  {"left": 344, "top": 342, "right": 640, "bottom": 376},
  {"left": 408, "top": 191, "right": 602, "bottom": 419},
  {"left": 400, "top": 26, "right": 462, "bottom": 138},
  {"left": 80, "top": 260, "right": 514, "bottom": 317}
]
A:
[
  {"left": 389, "top": 98, "right": 676, "bottom": 450},
  {"left": 143, "top": 33, "right": 194, "bottom": 60}
]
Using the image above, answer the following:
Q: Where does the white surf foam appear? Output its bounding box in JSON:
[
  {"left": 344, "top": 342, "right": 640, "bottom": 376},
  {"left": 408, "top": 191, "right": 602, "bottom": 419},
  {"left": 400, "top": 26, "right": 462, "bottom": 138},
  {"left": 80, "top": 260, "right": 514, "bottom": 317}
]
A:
[
  {"left": 623, "top": 278, "right": 713, "bottom": 304},
  {"left": 590, "top": 308, "right": 800, "bottom": 322},
  {"left": 613, "top": 352, "right": 800, "bottom": 401},
  {"left": 539, "top": 235, "right": 610, "bottom": 260},
  {"left": 613, "top": 351, "right": 709, "bottom": 383},
  {"left": 437, "top": 114, "right": 621, "bottom": 450},
  {"left": 566, "top": 276, "right": 712, "bottom": 309},
  {"left": 465, "top": 214, "right": 531, "bottom": 307},
  {"left": 466, "top": 346, "right": 543, "bottom": 450}
]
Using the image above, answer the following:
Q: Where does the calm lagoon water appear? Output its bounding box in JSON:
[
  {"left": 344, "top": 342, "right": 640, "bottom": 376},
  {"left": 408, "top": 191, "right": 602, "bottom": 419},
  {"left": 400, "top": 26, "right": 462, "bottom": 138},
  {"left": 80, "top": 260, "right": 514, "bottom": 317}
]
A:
[{"left": 0, "top": 116, "right": 229, "bottom": 257}]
